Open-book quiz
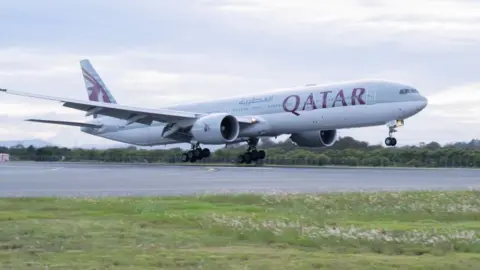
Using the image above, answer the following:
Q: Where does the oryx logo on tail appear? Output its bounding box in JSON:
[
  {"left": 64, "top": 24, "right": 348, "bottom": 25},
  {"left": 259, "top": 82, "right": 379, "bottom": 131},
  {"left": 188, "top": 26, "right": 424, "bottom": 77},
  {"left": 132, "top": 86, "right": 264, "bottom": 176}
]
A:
[
  {"left": 80, "top": 59, "right": 117, "bottom": 104},
  {"left": 82, "top": 68, "right": 113, "bottom": 103}
]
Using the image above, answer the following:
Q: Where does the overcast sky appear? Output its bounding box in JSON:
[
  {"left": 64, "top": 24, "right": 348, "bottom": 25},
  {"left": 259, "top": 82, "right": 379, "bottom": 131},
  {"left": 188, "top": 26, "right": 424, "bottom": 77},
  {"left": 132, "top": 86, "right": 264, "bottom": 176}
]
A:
[{"left": 0, "top": 0, "right": 479, "bottom": 147}]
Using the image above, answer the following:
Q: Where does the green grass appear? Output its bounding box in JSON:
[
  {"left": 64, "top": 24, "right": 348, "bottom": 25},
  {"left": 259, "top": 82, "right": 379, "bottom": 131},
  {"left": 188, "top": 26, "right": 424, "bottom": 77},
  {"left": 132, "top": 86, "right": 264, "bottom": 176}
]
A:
[{"left": 1, "top": 190, "right": 480, "bottom": 269}]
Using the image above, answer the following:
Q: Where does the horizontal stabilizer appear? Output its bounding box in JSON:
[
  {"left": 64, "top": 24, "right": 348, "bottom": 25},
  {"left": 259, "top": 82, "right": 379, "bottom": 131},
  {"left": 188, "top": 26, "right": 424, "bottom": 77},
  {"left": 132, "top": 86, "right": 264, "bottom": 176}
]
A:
[{"left": 26, "top": 119, "right": 103, "bottom": 128}]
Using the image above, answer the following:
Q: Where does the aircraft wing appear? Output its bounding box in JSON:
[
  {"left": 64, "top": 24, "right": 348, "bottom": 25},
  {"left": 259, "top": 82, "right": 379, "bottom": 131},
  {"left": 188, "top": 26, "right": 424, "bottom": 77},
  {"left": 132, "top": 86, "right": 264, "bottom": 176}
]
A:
[
  {"left": 0, "top": 88, "right": 203, "bottom": 125},
  {"left": 26, "top": 119, "right": 103, "bottom": 128}
]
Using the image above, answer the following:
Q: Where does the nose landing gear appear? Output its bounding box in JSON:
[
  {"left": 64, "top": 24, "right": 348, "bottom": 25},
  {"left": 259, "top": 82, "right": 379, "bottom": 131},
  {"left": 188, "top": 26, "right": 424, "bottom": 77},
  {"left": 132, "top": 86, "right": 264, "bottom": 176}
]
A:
[
  {"left": 385, "top": 133, "right": 397, "bottom": 147},
  {"left": 385, "top": 120, "right": 403, "bottom": 147}
]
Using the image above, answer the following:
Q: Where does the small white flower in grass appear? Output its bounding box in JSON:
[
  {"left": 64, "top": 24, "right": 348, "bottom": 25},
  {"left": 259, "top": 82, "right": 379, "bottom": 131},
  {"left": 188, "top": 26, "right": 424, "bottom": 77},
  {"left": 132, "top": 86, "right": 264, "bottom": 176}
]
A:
[{"left": 206, "top": 213, "right": 479, "bottom": 245}]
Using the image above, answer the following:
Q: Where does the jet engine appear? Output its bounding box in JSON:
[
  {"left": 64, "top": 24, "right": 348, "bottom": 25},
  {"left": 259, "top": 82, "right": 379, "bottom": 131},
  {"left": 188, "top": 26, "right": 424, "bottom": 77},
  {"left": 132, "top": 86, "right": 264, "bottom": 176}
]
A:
[
  {"left": 289, "top": 129, "right": 337, "bottom": 148},
  {"left": 190, "top": 113, "right": 240, "bottom": 144}
]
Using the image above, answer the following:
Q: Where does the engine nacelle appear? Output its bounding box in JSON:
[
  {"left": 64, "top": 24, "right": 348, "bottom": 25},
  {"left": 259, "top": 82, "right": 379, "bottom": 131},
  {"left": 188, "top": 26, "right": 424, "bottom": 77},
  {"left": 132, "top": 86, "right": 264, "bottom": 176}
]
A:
[
  {"left": 190, "top": 113, "right": 240, "bottom": 144},
  {"left": 290, "top": 130, "right": 337, "bottom": 148}
]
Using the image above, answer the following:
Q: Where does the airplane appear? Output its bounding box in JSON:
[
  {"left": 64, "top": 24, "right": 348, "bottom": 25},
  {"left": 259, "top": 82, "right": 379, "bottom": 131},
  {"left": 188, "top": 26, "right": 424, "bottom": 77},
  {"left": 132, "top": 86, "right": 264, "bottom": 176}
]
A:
[{"left": 0, "top": 59, "right": 428, "bottom": 164}]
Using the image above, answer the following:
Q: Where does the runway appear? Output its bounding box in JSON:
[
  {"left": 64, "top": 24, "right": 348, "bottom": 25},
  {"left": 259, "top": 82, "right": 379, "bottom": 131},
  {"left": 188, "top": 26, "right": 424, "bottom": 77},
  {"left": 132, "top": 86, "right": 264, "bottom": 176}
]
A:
[{"left": 0, "top": 162, "right": 479, "bottom": 197}]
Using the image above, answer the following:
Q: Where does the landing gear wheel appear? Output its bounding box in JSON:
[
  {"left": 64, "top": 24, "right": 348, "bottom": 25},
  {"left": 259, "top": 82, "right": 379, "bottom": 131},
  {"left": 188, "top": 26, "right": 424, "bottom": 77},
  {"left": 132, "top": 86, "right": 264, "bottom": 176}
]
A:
[
  {"left": 194, "top": 148, "right": 203, "bottom": 159},
  {"left": 236, "top": 154, "right": 245, "bottom": 164},
  {"left": 181, "top": 143, "right": 211, "bottom": 163},
  {"left": 244, "top": 152, "right": 252, "bottom": 164},
  {"left": 201, "top": 148, "right": 211, "bottom": 158},
  {"left": 187, "top": 150, "right": 195, "bottom": 159},
  {"left": 385, "top": 137, "right": 392, "bottom": 146},
  {"left": 385, "top": 137, "right": 397, "bottom": 147},
  {"left": 251, "top": 150, "right": 259, "bottom": 161},
  {"left": 187, "top": 150, "right": 197, "bottom": 163},
  {"left": 391, "top": 137, "right": 397, "bottom": 146},
  {"left": 384, "top": 123, "right": 399, "bottom": 147},
  {"left": 258, "top": 150, "right": 266, "bottom": 160},
  {"left": 234, "top": 137, "right": 267, "bottom": 165}
]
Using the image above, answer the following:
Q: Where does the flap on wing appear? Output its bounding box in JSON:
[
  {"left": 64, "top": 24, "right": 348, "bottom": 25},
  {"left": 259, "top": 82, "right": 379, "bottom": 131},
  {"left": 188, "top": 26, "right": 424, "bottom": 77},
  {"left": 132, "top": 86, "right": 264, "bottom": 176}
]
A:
[{"left": 26, "top": 119, "right": 103, "bottom": 128}]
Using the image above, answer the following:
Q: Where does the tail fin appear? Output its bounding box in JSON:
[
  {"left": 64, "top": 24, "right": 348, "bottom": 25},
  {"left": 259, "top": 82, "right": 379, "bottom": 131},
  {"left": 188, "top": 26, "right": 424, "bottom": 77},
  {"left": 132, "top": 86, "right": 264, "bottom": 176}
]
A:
[{"left": 80, "top": 59, "right": 117, "bottom": 104}]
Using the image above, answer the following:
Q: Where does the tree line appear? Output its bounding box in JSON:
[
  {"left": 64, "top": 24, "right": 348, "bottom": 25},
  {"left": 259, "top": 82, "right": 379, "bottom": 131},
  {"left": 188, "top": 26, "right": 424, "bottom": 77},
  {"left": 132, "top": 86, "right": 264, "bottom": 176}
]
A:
[{"left": 1, "top": 137, "right": 480, "bottom": 168}]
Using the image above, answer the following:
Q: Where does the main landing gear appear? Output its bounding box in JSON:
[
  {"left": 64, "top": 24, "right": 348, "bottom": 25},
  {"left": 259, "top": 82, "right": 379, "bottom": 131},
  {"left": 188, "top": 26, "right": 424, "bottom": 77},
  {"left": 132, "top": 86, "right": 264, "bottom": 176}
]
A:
[
  {"left": 385, "top": 126, "right": 398, "bottom": 147},
  {"left": 181, "top": 143, "right": 210, "bottom": 163},
  {"left": 236, "top": 138, "right": 266, "bottom": 164}
]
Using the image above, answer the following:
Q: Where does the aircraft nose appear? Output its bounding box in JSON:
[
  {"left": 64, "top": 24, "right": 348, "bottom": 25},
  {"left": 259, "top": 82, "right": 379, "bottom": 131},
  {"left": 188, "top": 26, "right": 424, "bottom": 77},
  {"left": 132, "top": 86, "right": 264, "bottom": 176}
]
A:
[
  {"left": 412, "top": 95, "right": 428, "bottom": 114},
  {"left": 419, "top": 95, "right": 428, "bottom": 110}
]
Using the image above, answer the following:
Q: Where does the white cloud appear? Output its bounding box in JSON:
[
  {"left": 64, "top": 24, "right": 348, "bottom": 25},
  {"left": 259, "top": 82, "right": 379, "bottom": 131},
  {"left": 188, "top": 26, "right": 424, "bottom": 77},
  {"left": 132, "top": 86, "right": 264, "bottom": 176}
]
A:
[
  {"left": 427, "top": 83, "right": 480, "bottom": 106},
  {"left": 423, "top": 83, "right": 480, "bottom": 125},
  {"left": 120, "top": 69, "right": 270, "bottom": 94},
  {"left": 0, "top": 103, "right": 79, "bottom": 117},
  {"left": 208, "top": 0, "right": 480, "bottom": 49}
]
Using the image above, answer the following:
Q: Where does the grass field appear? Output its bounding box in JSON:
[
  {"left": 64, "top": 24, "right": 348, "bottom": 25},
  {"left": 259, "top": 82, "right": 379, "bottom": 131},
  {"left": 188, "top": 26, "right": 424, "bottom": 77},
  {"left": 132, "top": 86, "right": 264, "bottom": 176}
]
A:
[{"left": 1, "top": 190, "right": 480, "bottom": 269}]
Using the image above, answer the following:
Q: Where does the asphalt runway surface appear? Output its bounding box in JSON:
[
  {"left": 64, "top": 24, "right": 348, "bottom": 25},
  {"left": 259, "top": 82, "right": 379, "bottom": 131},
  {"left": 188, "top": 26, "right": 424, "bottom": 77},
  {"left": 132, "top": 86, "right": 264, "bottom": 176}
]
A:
[{"left": 0, "top": 162, "right": 479, "bottom": 197}]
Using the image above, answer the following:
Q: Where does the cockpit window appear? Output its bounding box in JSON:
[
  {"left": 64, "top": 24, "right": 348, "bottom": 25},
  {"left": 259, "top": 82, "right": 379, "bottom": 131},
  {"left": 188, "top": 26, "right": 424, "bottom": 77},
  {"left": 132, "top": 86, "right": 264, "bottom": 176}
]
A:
[{"left": 399, "top": 88, "right": 419, "bottom": 94}]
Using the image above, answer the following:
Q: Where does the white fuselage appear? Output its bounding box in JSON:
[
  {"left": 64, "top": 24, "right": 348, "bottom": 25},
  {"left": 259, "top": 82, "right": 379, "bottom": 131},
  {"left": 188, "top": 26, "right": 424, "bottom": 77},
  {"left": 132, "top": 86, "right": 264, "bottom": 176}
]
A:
[{"left": 82, "top": 80, "right": 428, "bottom": 146}]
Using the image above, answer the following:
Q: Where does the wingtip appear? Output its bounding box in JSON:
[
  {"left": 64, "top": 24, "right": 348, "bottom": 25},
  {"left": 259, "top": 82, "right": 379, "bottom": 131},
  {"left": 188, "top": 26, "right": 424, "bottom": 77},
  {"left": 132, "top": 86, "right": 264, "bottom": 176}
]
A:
[{"left": 0, "top": 88, "right": 7, "bottom": 92}]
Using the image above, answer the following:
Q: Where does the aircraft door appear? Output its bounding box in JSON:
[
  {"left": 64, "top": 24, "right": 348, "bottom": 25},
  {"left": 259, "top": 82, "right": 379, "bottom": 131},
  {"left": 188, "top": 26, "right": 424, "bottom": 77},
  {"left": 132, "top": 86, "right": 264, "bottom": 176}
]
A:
[{"left": 366, "top": 89, "right": 376, "bottom": 105}]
